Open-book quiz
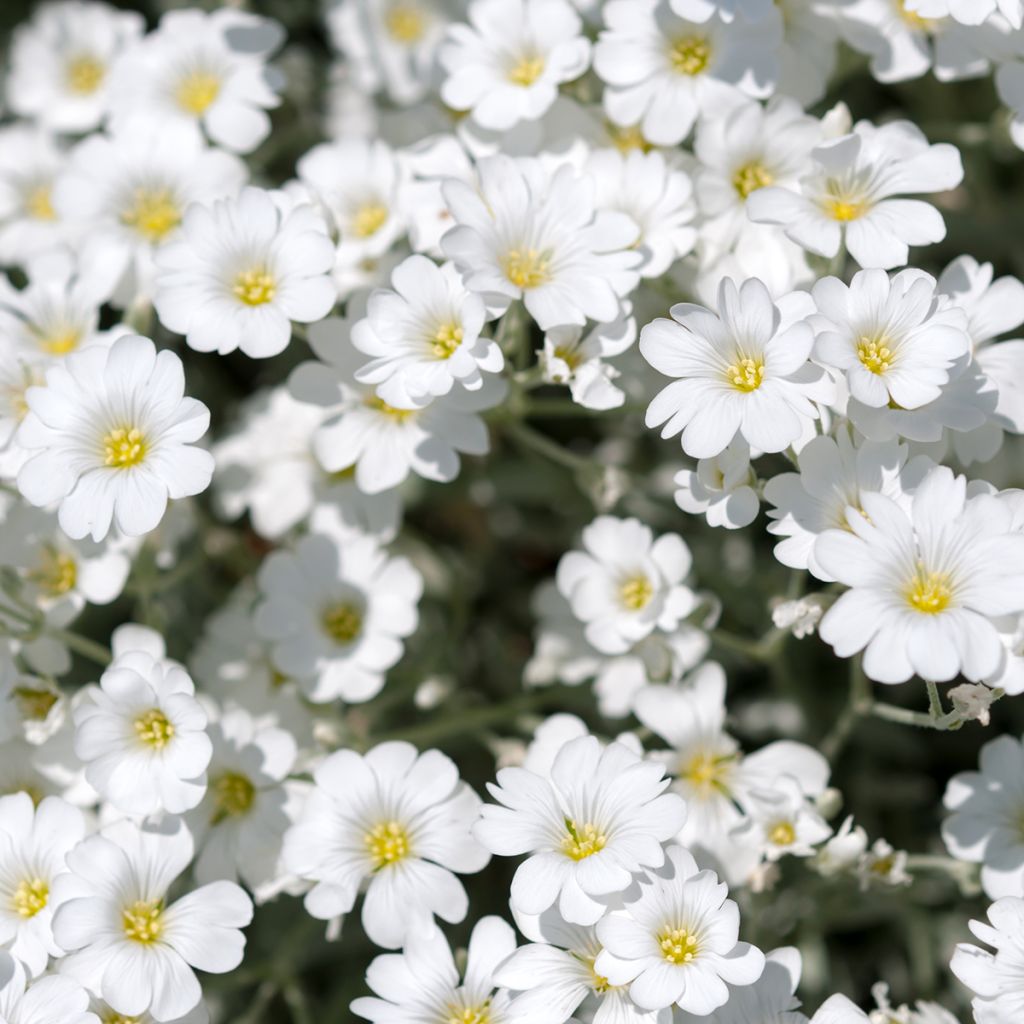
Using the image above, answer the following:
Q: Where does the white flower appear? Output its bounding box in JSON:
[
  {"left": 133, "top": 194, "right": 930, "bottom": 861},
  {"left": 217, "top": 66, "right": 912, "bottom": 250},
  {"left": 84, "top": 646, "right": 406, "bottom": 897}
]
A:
[
  {"left": 16, "top": 335, "right": 214, "bottom": 542},
  {"left": 556, "top": 516, "right": 698, "bottom": 656},
  {"left": 943, "top": 733, "right": 1024, "bottom": 899},
  {"left": 594, "top": 0, "right": 780, "bottom": 147},
  {"left": 255, "top": 530, "right": 422, "bottom": 704},
  {"left": 107, "top": 9, "right": 284, "bottom": 154},
  {"left": 73, "top": 640, "right": 211, "bottom": 817},
  {"left": 290, "top": 314, "right": 506, "bottom": 494},
  {"left": 730, "top": 775, "right": 832, "bottom": 862},
  {"left": 811, "top": 269, "right": 970, "bottom": 409},
  {"left": 352, "top": 255, "right": 503, "bottom": 408},
  {"left": 772, "top": 595, "right": 829, "bottom": 639},
  {"left": 857, "top": 839, "right": 911, "bottom": 891},
  {"left": 53, "top": 125, "right": 246, "bottom": 304},
  {"left": 474, "top": 734, "right": 687, "bottom": 925},
  {"left": 951, "top": 896, "right": 1024, "bottom": 1024},
  {"left": 674, "top": 437, "right": 760, "bottom": 530},
  {"left": 441, "top": 155, "right": 641, "bottom": 330},
  {"left": 674, "top": 946, "right": 807, "bottom": 1024},
  {"left": 53, "top": 819, "right": 253, "bottom": 1022},
  {"left": 154, "top": 187, "right": 335, "bottom": 359},
  {"left": 439, "top": 0, "right": 591, "bottom": 131},
  {"left": 0, "top": 671, "right": 66, "bottom": 747},
  {"left": 283, "top": 741, "right": 489, "bottom": 948},
  {"left": 587, "top": 148, "right": 697, "bottom": 278},
  {"left": 539, "top": 313, "right": 636, "bottom": 411},
  {"left": 764, "top": 431, "right": 925, "bottom": 580},
  {"left": 747, "top": 120, "right": 963, "bottom": 270},
  {"left": 352, "top": 917, "right": 516, "bottom": 1023},
  {"left": 0, "top": 951, "right": 97, "bottom": 1024},
  {"left": 908, "top": 0, "right": 1021, "bottom": 26},
  {"left": 642, "top": 278, "right": 832, "bottom": 459},
  {"left": 816, "top": 466, "right": 1024, "bottom": 683},
  {"left": 595, "top": 845, "right": 766, "bottom": 1013},
  {"left": 811, "top": 994, "right": 869, "bottom": 1024},
  {"left": 5, "top": 0, "right": 144, "bottom": 133},
  {"left": 813, "top": 815, "right": 869, "bottom": 877},
  {"left": 296, "top": 138, "right": 408, "bottom": 298},
  {"left": 0, "top": 793, "right": 85, "bottom": 976}
]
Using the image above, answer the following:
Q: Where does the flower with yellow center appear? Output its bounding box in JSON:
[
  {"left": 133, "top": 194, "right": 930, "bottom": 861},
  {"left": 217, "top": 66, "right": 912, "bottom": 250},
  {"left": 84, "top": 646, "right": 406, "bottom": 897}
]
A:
[
  {"left": 35, "top": 325, "right": 81, "bottom": 356},
  {"left": 905, "top": 566, "right": 953, "bottom": 614},
  {"left": 65, "top": 54, "right": 105, "bottom": 95},
  {"left": 385, "top": 4, "right": 427, "bottom": 44},
  {"left": 431, "top": 322, "right": 463, "bottom": 359},
  {"left": 561, "top": 818, "right": 607, "bottom": 860},
  {"left": 619, "top": 574, "right": 654, "bottom": 610},
  {"left": 211, "top": 771, "right": 256, "bottom": 824},
  {"left": 13, "top": 686, "right": 59, "bottom": 722},
  {"left": 508, "top": 54, "right": 545, "bottom": 86},
  {"left": 732, "top": 161, "right": 774, "bottom": 200},
  {"left": 134, "top": 708, "right": 175, "bottom": 750},
  {"left": 367, "top": 396, "right": 417, "bottom": 421},
  {"left": 856, "top": 335, "right": 894, "bottom": 374},
  {"left": 122, "top": 898, "right": 164, "bottom": 943},
  {"left": 103, "top": 1013, "right": 141, "bottom": 1024},
  {"left": 896, "top": 0, "right": 938, "bottom": 29},
  {"left": 23, "top": 183, "right": 56, "bottom": 221},
  {"left": 680, "top": 750, "right": 734, "bottom": 796},
  {"left": 668, "top": 35, "right": 711, "bottom": 76},
  {"left": 606, "top": 122, "right": 652, "bottom": 154},
  {"left": 28, "top": 546, "right": 78, "bottom": 597},
  {"left": 365, "top": 820, "right": 411, "bottom": 869},
  {"left": 351, "top": 202, "right": 389, "bottom": 239},
  {"left": 768, "top": 820, "right": 796, "bottom": 846},
  {"left": 103, "top": 427, "right": 147, "bottom": 469},
  {"left": 120, "top": 186, "right": 183, "bottom": 242},
  {"left": 175, "top": 69, "right": 221, "bottom": 116},
  {"left": 446, "top": 1004, "right": 491, "bottom": 1024},
  {"left": 658, "top": 925, "right": 699, "bottom": 964},
  {"left": 503, "top": 248, "right": 552, "bottom": 290},
  {"left": 12, "top": 877, "right": 49, "bottom": 919},
  {"left": 322, "top": 601, "right": 363, "bottom": 644},
  {"left": 724, "top": 356, "right": 765, "bottom": 392},
  {"left": 820, "top": 183, "right": 868, "bottom": 223},
  {"left": 233, "top": 268, "right": 276, "bottom": 307}
]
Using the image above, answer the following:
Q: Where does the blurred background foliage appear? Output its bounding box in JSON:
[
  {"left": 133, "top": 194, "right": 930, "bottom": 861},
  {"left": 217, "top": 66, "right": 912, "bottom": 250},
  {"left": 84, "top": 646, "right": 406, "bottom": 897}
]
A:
[{"left": 3, "top": 1, "right": 1024, "bottom": 1021}]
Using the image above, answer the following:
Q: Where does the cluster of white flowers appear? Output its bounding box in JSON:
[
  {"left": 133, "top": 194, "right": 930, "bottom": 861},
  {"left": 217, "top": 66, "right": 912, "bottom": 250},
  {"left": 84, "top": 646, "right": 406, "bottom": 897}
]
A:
[{"left": 2, "top": 0, "right": 1024, "bottom": 1022}]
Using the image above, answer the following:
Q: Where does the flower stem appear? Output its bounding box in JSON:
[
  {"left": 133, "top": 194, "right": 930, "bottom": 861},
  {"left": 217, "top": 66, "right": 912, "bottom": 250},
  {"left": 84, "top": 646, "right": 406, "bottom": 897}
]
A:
[{"left": 50, "top": 629, "right": 112, "bottom": 667}]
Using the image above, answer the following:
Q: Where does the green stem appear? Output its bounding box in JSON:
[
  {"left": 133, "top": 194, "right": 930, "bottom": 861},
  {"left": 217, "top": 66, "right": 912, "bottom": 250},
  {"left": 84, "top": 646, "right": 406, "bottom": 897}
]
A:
[
  {"left": 282, "top": 982, "right": 315, "bottom": 1024},
  {"left": 51, "top": 630, "right": 112, "bottom": 667},
  {"left": 821, "top": 657, "right": 871, "bottom": 761},
  {"left": 925, "top": 679, "right": 943, "bottom": 718},
  {"left": 503, "top": 420, "right": 593, "bottom": 473},
  {"left": 710, "top": 626, "right": 786, "bottom": 663}
]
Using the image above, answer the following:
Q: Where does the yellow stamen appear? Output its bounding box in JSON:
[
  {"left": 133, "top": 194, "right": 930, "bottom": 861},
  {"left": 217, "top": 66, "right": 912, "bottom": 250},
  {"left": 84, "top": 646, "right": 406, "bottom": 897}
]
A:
[
  {"left": 606, "top": 122, "right": 652, "bottom": 154},
  {"left": 365, "top": 820, "right": 411, "bottom": 869},
  {"left": 351, "top": 203, "right": 389, "bottom": 239},
  {"left": 134, "top": 709, "right": 175, "bottom": 750},
  {"left": 508, "top": 55, "right": 545, "bottom": 86},
  {"left": 725, "top": 357, "right": 764, "bottom": 392},
  {"left": 681, "top": 751, "right": 734, "bottom": 794},
  {"left": 211, "top": 771, "right": 256, "bottom": 823},
  {"left": 504, "top": 248, "right": 551, "bottom": 290},
  {"left": 446, "top": 1004, "right": 491, "bottom": 1024},
  {"left": 561, "top": 818, "right": 607, "bottom": 860},
  {"left": 65, "top": 55, "right": 105, "bottom": 95},
  {"left": 13, "top": 686, "right": 59, "bottom": 722},
  {"left": 825, "top": 197, "right": 867, "bottom": 223},
  {"left": 732, "top": 161, "right": 774, "bottom": 199},
  {"left": 431, "top": 322, "right": 463, "bottom": 358},
  {"left": 669, "top": 35, "right": 711, "bottom": 76},
  {"left": 12, "top": 877, "right": 48, "bottom": 918},
  {"left": 769, "top": 821, "right": 796, "bottom": 846},
  {"left": 233, "top": 268, "right": 276, "bottom": 306},
  {"left": 620, "top": 574, "right": 654, "bottom": 610},
  {"left": 906, "top": 567, "right": 952, "bottom": 614},
  {"left": 368, "top": 396, "right": 416, "bottom": 421},
  {"left": 385, "top": 4, "right": 427, "bottom": 43},
  {"left": 658, "top": 926, "right": 699, "bottom": 964},
  {"left": 122, "top": 899, "right": 163, "bottom": 943},
  {"left": 322, "top": 602, "right": 363, "bottom": 644},
  {"left": 857, "top": 336, "right": 893, "bottom": 374},
  {"left": 120, "top": 187, "right": 182, "bottom": 242},
  {"left": 103, "top": 427, "right": 147, "bottom": 468},
  {"left": 175, "top": 70, "right": 221, "bottom": 115},
  {"left": 897, "top": 0, "right": 937, "bottom": 29},
  {"left": 24, "top": 183, "right": 56, "bottom": 221},
  {"left": 28, "top": 547, "right": 77, "bottom": 596}
]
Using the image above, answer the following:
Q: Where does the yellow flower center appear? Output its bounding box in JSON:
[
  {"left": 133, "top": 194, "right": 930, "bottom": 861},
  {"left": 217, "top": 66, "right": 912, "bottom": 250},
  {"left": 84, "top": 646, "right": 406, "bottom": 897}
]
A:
[
  {"left": 36, "top": 325, "right": 81, "bottom": 356},
  {"left": 368, "top": 397, "right": 416, "bottom": 421},
  {"left": 385, "top": 4, "right": 428, "bottom": 43},
  {"left": 585, "top": 956, "right": 613, "bottom": 994},
  {"left": 897, "top": 0, "right": 937, "bottom": 29},
  {"left": 681, "top": 751, "right": 734, "bottom": 795},
  {"left": 725, "top": 357, "right": 765, "bottom": 392},
  {"left": 103, "top": 427, "right": 147, "bottom": 469},
  {"left": 446, "top": 1004, "right": 491, "bottom": 1024},
  {"left": 351, "top": 202, "right": 389, "bottom": 239},
  {"left": 431, "top": 322, "right": 463, "bottom": 358},
  {"left": 103, "top": 1013, "right": 141, "bottom": 1024},
  {"left": 658, "top": 926, "right": 700, "bottom": 964},
  {"left": 857, "top": 336, "right": 894, "bottom": 374},
  {"left": 823, "top": 190, "right": 868, "bottom": 222},
  {"left": 504, "top": 248, "right": 552, "bottom": 290},
  {"left": 65, "top": 54, "right": 105, "bottom": 95},
  {"left": 13, "top": 686, "right": 59, "bottom": 722},
  {"left": 620, "top": 574, "right": 654, "bottom": 610},
  {"left": 732, "top": 161, "right": 774, "bottom": 199},
  {"left": 769, "top": 821, "right": 796, "bottom": 846},
  {"left": 365, "top": 820, "right": 411, "bottom": 869},
  {"left": 669, "top": 35, "right": 711, "bottom": 75},
  {"left": 552, "top": 345, "right": 583, "bottom": 373},
  {"left": 508, "top": 54, "right": 545, "bottom": 86},
  {"left": 175, "top": 69, "right": 221, "bottom": 115},
  {"left": 24, "top": 183, "right": 56, "bottom": 221},
  {"left": 906, "top": 567, "right": 953, "bottom": 614},
  {"left": 211, "top": 771, "right": 256, "bottom": 823},
  {"left": 607, "top": 122, "right": 652, "bottom": 154},
  {"left": 120, "top": 187, "right": 182, "bottom": 242},
  {"left": 233, "top": 268, "right": 276, "bottom": 306},
  {"left": 12, "top": 877, "right": 48, "bottom": 918},
  {"left": 122, "top": 899, "right": 163, "bottom": 943},
  {"left": 29, "top": 547, "right": 78, "bottom": 596},
  {"left": 322, "top": 602, "right": 363, "bottom": 644},
  {"left": 134, "top": 708, "right": 175, "bottom": 749},
  {"left": 561, "top": 818, "right": 607, "bottom": 860}
]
